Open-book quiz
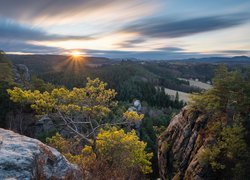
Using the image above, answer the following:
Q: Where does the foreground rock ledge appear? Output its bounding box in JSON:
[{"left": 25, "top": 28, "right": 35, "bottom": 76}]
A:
[{"left": 0, "top": 128, "right": 81, "bottom": 179}]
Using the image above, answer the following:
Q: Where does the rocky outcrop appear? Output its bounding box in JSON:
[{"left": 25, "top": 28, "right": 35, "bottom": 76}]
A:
[
  {"left": 13, "top": 64, "right": 30, "bottom": 88},
  {"left": 0, "top": 128, "right": 81, "bottom": 179},
  {"left": 158, "top": 107, "right": 212, "bottom": 180}
]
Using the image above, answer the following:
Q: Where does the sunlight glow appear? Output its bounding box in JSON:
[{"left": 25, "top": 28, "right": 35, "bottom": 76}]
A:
[
  {"left": 56, "top": 52, "right": 86, "bottom": 74},
  {"left": 71, "top": 51, "right": 82, "bottom": 57}
]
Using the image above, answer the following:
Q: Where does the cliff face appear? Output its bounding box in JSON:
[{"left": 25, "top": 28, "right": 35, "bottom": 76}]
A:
[
  {"left": 158, "top": 107, "right": 211, "bottom": 180},
  {"left": 0, "top": 128, "right": 81, "bottom": 179}
]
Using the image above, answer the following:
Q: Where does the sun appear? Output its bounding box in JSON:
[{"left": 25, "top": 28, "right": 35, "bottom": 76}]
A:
[{"left": 70, "top": 51, "right": 82, "bottom": 58}]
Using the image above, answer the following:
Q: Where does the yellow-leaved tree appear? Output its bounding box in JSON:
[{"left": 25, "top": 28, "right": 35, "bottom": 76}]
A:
[
  {"left": 47, "top": 127, "right": 153, "bottom": 179},
  {"left": 8, "top": 78, "right": 152, "bottom": 178},
  {"left": 8, "top": 78, "right": 118, "bottom": 144},
  {"left": 123, "top": 111, "right": 144, "bottom": 122}
]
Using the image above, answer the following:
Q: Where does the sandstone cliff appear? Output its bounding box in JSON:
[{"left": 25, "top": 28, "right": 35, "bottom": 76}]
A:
[
  {"left": 158, "top": 107, "right": 212, "bottom": 180},
  {"left": 0, "top": 128, "right": 81, "bottom": 179}
]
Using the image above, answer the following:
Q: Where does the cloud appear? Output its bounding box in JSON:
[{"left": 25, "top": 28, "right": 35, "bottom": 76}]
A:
[
  {"left": 116, "top": 37, "right": 147, "bottom": 48},
  {"left": 155, "top": 47, "right": 184, "bottom": 52},
  {"left": 0, "top": 0, "right": 158, "bottom": 26},
  {"left": 0, "top": 1, "right": 249, "bottom": 58},
  {"left": 0, "top": 0, "right": 115, "bottom": 21},
  {"left": 0, "top": 18, "right": 93, "bottom": 41},
  {"left": 0, "top": 40, "right": 62, "bottom": 54},
  {"left": 122, "top": 13, "right": 250, "bottom": 38},
  {"left": 216, "top": 50, "right": 250, "bottom": 55},
  {"left": 81, "top": 48, "right": 207, "bottom": 60}
]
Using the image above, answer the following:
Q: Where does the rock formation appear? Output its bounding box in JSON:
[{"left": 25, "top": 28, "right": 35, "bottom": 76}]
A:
[
  {"left": 13, "top": 64, "right": 30, "bottom": 88},
  {"left": 0, "top": 128, "right": 81, "bottom": 179},
  {"left": 128, "top": 99, "right": 142, "bottom": 137},
  {"left": 158, "top": 107, "right": 211, "bottom": 180}
]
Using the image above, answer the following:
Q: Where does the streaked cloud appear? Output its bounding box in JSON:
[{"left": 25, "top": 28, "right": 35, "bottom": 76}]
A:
[
  {"left": 0, "top": 0, "right": 249, "bottom": 59},
  {"left": 0, "top": 40, "right": 62, "bottom": 54},
  {"left": 0, "top": 18, "right": 93, "bottom": 41},
  {"left": 30, "top": 32, "right": 140, "bottom": 51},
  {"left": 122, "top": 13, "right": 250, "bottom": 38},
  {"left": 0, "top": 0, "right": 159, "bottom": 27},
  {"left": 216, "top": 50, "right": 250, "bottom": 56},
  {"left": 79, "top": 48, "right": 214, "bottom": 60}
]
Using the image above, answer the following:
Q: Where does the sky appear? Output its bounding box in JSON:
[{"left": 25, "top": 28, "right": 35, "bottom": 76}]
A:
[{"left": 0, "top": 0, "right": 250, "bottom": 59}]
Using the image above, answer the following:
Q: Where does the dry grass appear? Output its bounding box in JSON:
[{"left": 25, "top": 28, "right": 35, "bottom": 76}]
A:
[
  {"left": 163, "top": 88, "right": 190, "bottom": 102},
  {"left": 178, "top": 78, "right": 212, "bottom": 90}
]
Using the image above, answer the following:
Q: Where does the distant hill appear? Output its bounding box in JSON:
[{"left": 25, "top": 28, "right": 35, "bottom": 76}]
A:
[
  {"left": 5, "top": 54, "right": 249, "bottom": 99},
  {"left": 7, "top": 54, "right": 250, "bottom": 65},
  {"left": 6, "top": 54, "right": 119, "bottom": 73},
  {"left": 170, "top": 56, "right": 250, "bottom": 64},
  {"left": 6, "top": 54, "right": 249, "bottom": 87}
]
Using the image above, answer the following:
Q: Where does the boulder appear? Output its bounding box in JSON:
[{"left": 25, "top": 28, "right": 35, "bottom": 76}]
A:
[
  {"left": 0, "top": 128, "right": 81, "bottom": 179},
  {"left": 133, "top": 100, "right": 142, "bottom": 111}
]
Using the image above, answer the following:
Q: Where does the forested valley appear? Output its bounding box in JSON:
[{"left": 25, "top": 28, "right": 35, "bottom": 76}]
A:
[{"left": 1, "top": 51, "right": 250, "bottom": 179}]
